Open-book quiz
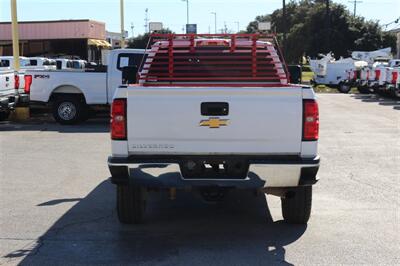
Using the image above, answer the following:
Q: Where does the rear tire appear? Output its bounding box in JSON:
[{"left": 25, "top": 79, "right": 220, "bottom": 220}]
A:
[
  {"left": 0, "top": 111, "right": 10, "bottom": 121},
  {"left": 338, "top": 83, "right": 351, "bottom": 94},
  {"left": 52, "top": 95, "right": 87, "bottom": 125},
  {"left": 394, "top": 89, "right": 400, "bottom": 99},
  {"left": 281, "top": 186, "right": 312, "bottom": 224},
  {"left": 357, "top": 86, "right": 370, "bottom": 94},
  {"left": 117, "top": 184, "right": 147, "bottom": 224}
]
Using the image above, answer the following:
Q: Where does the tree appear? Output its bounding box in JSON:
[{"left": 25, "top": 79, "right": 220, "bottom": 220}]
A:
[
  {"left": 246, "top": 0, "right": 397, "bottom": 63},
  {"left": 127, "top": 28, "right": 174, "bottom": 49}
]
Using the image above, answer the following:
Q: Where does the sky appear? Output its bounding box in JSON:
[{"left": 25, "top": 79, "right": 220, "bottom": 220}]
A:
[{"left": 1, "top": 0, "right": 399, "bottom": 37}]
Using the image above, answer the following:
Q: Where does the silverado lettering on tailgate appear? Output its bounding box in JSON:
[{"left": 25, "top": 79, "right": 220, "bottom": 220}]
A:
[{"left": 131, "top": 144, "right": 175, "bottom": 150}]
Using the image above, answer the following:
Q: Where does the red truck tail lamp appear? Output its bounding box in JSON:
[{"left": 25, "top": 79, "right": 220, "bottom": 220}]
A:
[
  {"left": 374, "top": 70, "right": 381, "bottom": 81},
  {"left": 392, "top": 71, "right": 398, "bottom": 84},
  {"left": 24, "top": 75, "right": 32, "bottom": 94},
  {"left": 303, "top": 100, "right": 319, "bottom": 141},
  {"left": 14, "top": 75, "right": 19, "bottom": 90},
  {"left": 111, "top": 98, "right": 127, "bottom": 140}
]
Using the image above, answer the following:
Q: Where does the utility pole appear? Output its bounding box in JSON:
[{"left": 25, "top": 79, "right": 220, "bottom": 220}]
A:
[
  {"left": 349, "top": 0, "right": 362, "bottom": 17},
  {"left": 282, "top": 0, "right": 287, "bottom": 53},
  {"left": 120, "top": 0, "right": 125, "bottom": 48},
  {"left": 144, "top": 8, "right": 149, "bottom": 33},
  {"left": 10, "top": 0, "right": 20, "bottom": 71},
  {"left": 182, "top": 0, "right": 189, "bottom": 25},
  {"left": 235, "top": 21, "right": 240, "bottom": 33},
  {"left": 211, "top": 12, "right": 217, "bottom": 34}
]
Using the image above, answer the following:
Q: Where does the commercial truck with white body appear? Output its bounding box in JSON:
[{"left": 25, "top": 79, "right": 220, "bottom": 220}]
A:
[
  {"left": 108, "top": 34, "right": 320, "bottom": 225},
  {"left": 24, "top": 49, "right": 145, "bottom": 124}
]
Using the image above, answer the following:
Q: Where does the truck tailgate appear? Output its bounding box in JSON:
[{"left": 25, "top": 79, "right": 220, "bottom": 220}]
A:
[
  {"left": 127, "top": 87, "right": 302, "bottom": 155},
  {"left": 0, "top": 71, "right": 15, "bottom": 97}
]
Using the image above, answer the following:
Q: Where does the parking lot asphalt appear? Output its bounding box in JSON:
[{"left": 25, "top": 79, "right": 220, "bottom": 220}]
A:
[{"left": 0, "top": 93, "right": 399, "bottom": 265}]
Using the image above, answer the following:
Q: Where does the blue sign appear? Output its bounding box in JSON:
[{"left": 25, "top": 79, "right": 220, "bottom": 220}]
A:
[{"left": 186, "top": 24, "right": 197, "bottom": 34}]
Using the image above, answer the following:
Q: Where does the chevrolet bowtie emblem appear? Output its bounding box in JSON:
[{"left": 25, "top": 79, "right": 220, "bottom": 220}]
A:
[{"left": 199, "top": 117, "right": 229, "bottom": 128}]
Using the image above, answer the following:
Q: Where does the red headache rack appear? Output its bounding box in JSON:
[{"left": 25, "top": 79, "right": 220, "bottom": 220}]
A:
[{"left": 139, "top": 33, "right": 290, "bottom": 87}]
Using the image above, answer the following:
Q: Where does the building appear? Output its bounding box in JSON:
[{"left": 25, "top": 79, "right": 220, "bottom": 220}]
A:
[
  {"left": 0, "top": 19, "right": 111, "bottom": 63},
  {"left": 106, "top": 31, "right": 128, "bottom": 49}
]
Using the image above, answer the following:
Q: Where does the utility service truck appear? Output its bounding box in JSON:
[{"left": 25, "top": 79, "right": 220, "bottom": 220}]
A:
[{"left": 107, "top": 34, "right": 320, "bottom": 225}]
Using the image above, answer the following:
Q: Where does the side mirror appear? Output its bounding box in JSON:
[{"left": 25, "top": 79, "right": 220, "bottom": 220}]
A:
[
  {"left": 287, "top": 65, "right": 302, "bottom": 84},
  {"left": 122, "top": 66, "right": 139, "bottom": 84}
]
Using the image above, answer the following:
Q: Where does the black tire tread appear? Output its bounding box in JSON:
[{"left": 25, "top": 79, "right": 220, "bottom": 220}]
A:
[
  {"left": 0, "top": 111, "right": 10, "bottom": 121},
  {"left": 281, "top": 186, "right": 312, "bottom": 224},
  {"left": 52, "top": 95, "right": 87, "bottom": 125},
  {"left": 117, "top": 185, "right": 146, "bottom": 224}
]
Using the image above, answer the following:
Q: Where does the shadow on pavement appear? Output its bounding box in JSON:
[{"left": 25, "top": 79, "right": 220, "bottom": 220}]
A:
[
  {"left": 0, "top": 107, "right": 110, "bottom": 133},
  {"left": 351, "top": 94, "right": 400, "bottom": 110},
  {"left": 0, "top": 118, "right": 109, "bottom": 133},
  {"left": 5, "top": 181, "right": 307, "bottom": 265},
  {"left": 37, "top": 198, "right": 83, "bottom": 206}
]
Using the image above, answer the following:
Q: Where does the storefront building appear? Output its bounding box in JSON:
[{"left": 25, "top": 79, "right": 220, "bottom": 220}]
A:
[{"left": 0, "top": 19, "right": 111, "bottom": 63}]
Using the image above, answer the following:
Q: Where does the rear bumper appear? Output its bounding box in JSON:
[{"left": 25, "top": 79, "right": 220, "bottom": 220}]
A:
[
  {"left": 108, "top": 155, "right": 320, "bottom": 189},
  {"left": 17, "top": 93, "right": 30, "bottom": 106},
  {"left": 0, "top": 94, "right": 16, "bottom": 111}
]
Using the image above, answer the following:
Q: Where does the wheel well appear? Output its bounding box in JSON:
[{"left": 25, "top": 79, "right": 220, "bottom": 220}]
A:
[{"left": 49, "top": 86, "right": 86, "bottom": 104}]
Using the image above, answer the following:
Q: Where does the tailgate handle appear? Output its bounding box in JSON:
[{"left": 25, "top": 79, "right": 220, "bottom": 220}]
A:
[{"left": 201, "top": 102, "right": 229, "bottom": 116}]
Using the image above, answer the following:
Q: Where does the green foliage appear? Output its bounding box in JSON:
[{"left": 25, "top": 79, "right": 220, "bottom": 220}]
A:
[
  {"left": 127, "top": 28, "right": 174, "bottom": 49},
  {"left": 246, "top": 0, "right": 397, "bottom": 63}
]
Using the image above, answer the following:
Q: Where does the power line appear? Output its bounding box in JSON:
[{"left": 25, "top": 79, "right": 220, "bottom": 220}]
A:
[{"left": 348, "top": 0, "right": 363, "bottom": 17}]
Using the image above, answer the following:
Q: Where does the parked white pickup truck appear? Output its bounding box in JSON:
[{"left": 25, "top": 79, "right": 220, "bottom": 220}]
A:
[
  {"left": 386, "top": 68, "right": 400, "bottom": 97},
  {"left": 25, "top": 49, "right": 145, "bottom": 124},
  {"left": 0, "top": 68, "right": 16, "bottom": 120},
  {"left": 108, "top": 34, "right": 320, "bottom": 225}
]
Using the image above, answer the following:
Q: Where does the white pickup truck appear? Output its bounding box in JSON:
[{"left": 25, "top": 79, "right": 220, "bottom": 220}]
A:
[
  {"left": 24, "top": 49, "right": 145, "bottom": 124},
  {"left": 0, "top": 68, "right": 16, "bottom": 120},
  {"left": 107, "top": 34, "right": 320, "bottom": 225}
]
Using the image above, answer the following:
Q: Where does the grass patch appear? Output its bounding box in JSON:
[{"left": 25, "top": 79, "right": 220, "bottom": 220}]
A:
[
  {"left": 302, "top": 71, "right": 314, "bottom": 83},
  {"left": 313, "top": 85, "right": 358, "bottom": 94}
]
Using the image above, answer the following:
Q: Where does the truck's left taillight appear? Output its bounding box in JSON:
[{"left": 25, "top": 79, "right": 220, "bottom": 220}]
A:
[
  {"left": 111, "top": 98, "right": 127, "bottom": 140},
  {"left": 14, "top": 75, "right": 19, "bottom": 90},
  {"left": 375, "top": 70, "right": 381, "bottom": 81},
  {"left": 303, "top": 99, "right": 319, "bottom": 141},
  {"left": 24, "top": 75, "right": 32, "bottom": 94}
]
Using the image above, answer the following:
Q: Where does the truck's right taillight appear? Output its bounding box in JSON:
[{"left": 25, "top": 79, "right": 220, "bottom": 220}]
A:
[
  {"left": 303, "top": 99, "right": 319, "bottom": 141},
  {"left": 111, "top": 98, "right": 127, "bottom": 140},
  {"left": 14, "top": 75, "right": 19, "bottom": 90},
  {"left": 24, "top": 75, "right": 32, "bottom": 94},
  {"left": 392, "top": 71, "right": 398, "bottom": 85}
]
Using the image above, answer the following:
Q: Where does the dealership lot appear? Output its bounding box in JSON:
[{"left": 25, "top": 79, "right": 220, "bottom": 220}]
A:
[{"left": 0, "top": 94, "right": 399, "bottom": 265}]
